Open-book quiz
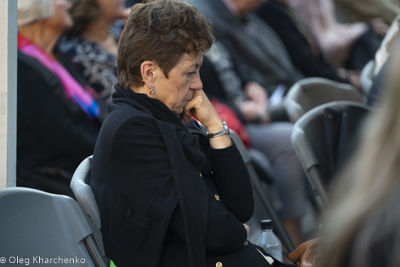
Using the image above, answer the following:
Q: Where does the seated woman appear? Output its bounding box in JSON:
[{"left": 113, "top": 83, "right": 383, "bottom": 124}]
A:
[
  {"left": 319, "top": 40, "right": 400, "bottom": 267},
  {"left": 90, "top": 1, "right": 293, "bottom": 266},
  {"left": 58, "top": 0, "right": 128, "bottom": 113},
  {"left": 17, "top": 0, "right": 102, "bottom": 197}
]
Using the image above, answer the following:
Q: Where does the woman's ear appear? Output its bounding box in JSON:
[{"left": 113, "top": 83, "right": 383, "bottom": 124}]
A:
[{"left": 141, "top": 61, "right": 156, "bottom": 88}]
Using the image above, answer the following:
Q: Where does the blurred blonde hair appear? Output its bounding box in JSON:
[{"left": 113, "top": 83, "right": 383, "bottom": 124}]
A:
[
  {"left": 320, "top": 38, "right": 400, "bottom": 267},
  {"left": 18, "top": 0, "right": 54, "bottom": 28}
]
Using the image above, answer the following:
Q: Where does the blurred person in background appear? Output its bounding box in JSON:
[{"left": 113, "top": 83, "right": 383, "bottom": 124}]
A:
[
  {"left": 187, "top": 0, "right": 303, "bottom": 99},
  {"left": 255, "top": 0, "right": 361, "bottom": 88},
  {"left": 286, "top": 0, "right": 388, "bottom": 71},
  {"left": 320, "top": 40, "right": 400, "bottom": 267},
  {"left": 17, "top": 0, "right": 101, "bottom": 197},
  {"left": 58, "top": 0, "right": 128, "bottom": 114}
]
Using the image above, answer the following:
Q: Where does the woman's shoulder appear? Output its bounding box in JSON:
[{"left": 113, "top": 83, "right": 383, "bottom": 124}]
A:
[{"left": 105, "top": 102, "right": 160, "bottom": 131}]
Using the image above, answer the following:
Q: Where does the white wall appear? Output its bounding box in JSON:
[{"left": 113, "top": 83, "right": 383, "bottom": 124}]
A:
[{"left": 0, "top": 0, "right": 17, "bottom": 188}]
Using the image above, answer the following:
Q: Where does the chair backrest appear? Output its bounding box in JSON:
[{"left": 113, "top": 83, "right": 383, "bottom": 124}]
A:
[
  {"left": 291, "top": 101, "right": 371, "bottom": 207},
  {"left": 285, "top": 77, "right": 363, "bottom": 123},
  {"left": 0, "top": 187, "right": 107, "bottom": 267},
  {"left": 360, "top": 60, "right": 375, "bottom": 96},
  {"left": 70, "top": 155, "right": 106, "bottom": 259}
]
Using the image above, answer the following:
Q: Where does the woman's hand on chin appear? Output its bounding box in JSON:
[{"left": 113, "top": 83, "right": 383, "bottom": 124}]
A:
[
  {"left": 182, "top": 90, "right": 221, "bottom": 128},
  {"left": 182, "top": 90, "right": 232, "bottom": 148}
]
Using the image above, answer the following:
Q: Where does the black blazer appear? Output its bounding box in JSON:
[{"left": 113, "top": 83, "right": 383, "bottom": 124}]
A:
[{"left": 90, "top": 85, "right": 277, "bottom": 267}]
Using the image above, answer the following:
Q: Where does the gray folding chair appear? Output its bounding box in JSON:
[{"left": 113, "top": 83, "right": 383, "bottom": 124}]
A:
[
  {"left": 0, "top": 187, "right": 107, "bottom": 267},
  {"left": 285, "top": 77, "right": 363, "bottom": 123},
  {"left": 70, "top": 155, "right": 107, "bottom": 262},
  {"left": 291, "top": 101, "right": 371, "bottom": 208},
  {"left": 360, "top": 60, "right": 375, "bottom": 97}
]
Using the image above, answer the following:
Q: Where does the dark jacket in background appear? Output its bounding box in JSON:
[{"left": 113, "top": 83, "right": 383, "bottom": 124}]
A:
[
  {"left": 17, "top": 52, "right": 99, "bottom": 196},
  {"left": 187, "top": 0, "right": 303, "bottom": 95}
]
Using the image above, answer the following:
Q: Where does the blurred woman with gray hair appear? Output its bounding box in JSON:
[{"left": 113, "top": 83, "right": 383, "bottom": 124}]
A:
[{"left": 17, "top": 0, "right": 101, "bottom": 196}]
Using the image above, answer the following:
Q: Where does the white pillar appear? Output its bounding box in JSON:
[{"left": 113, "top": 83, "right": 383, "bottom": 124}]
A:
[{"left": 0, "top": 0, "right": 17, "bottom": 188}]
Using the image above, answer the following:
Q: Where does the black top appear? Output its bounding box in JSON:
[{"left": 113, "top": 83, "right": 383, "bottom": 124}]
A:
[
  {"left": 17, "top": 52, "right": 99, "bottom": 195},
  {"left": 90, "top": 84, "right": 278, "bottom": 267},
  {"left": 255, "top": 0, "right": 347, "bottom": 83}
]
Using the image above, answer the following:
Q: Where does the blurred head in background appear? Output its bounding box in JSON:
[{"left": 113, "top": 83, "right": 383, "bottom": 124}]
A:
[
  {"left": 66, "top": 0, "right": 125, "bottom": 37},
  {"left": 18, "top": 0, "right": 73, "bottom": 31}
]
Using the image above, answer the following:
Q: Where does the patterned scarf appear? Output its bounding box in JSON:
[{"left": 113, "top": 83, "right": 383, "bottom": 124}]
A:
[{"left": 17, "top": 34, "right": 100, "bottom": 119}]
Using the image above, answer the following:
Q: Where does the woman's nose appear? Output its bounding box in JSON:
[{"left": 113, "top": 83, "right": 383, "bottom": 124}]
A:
[{"left": 190, "top": 75, "right": 203, "bottom": 91}]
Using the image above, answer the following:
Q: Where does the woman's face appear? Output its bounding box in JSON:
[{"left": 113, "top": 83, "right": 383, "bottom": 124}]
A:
[
  {"left": 153, "top": 53, "right": 204, "bottom": 115},
  {"left": 97, "top": 0, "right": 125, "bottom": 21},
  {"left": 44, "top": 0, "right": 73, "bottom": 30}
]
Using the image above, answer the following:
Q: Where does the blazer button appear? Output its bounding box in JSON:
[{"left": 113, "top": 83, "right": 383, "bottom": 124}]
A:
[
  {"left": 214, "top": 194, "right": 220, "bottom": 201},
  {"left": 216, "top": 262, "right": 223, "bottom": 267},
  {"left": 200, "top": 173, "right": 203, "bottom": 177},
  {"left": 243, "top": 240, "right": 249, "bottom": 246}
]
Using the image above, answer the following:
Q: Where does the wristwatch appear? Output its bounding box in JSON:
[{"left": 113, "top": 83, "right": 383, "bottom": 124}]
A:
[{"left": 207, "top": 121, "right": 230, "bottom": 138}]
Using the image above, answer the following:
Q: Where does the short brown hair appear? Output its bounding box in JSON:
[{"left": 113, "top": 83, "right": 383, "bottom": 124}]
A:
[{"left": 117, "top": 0, "right": 215, "bottom": 88}]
